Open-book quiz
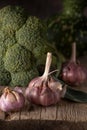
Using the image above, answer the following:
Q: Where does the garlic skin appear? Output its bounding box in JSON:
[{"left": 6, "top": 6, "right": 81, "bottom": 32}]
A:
[
  {"left": 25, "top": 52, "right": 63, "bottom": 106},
  {"left": 60, "top": 62, "right": 87, "bottom": 85},
  {"left": 25, "top": 76, "right": 63, "bottom": 106},
  {"left": 0, "top": 87, "right": 25, "bottom": 112},
  {"left": 39, "top": 77, "right": 63, "bottom": 106},
  {"left": 59, "top": 42, "right": 87, "bottom": 86}
]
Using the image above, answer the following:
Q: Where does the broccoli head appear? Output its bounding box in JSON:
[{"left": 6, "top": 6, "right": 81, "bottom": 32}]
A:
[
  {"left": 16, "top": 16, "right": 47, "bottom": 50},
  {"left": 4, "top": 44, "right": 32, "bottom": 73},
  {"left": 10, "top": 69, "right": 39, "bottom": 87},
  {"left": 0, "top": 5, "right": 27, "bottom": 31},
  {"left": 0, "top": 5, "right": 65, "bottom": 87}
]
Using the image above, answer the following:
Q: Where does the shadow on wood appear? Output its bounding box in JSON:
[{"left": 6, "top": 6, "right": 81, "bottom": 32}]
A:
[{"left": 0, "top": 120, "right": 87, "bottom": 130}]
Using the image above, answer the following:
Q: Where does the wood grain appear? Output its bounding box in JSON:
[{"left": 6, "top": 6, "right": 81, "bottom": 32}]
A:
[
  {"left": 56, "top": 101, "right": 87, "bottom": 122},
  {"left": 0, "top": 110, "right": 5, "bottom": 120},
  {"left": 41, "top": 105, "right": 57, "bottom": 120}
]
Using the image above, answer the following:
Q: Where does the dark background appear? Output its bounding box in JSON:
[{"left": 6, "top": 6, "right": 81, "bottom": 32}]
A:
[
  {"left": 0, "top": 0, "right": 87, "bottom": 18},
  {"left": 0, "top": 0, "right": 63, "bottom": 18}
]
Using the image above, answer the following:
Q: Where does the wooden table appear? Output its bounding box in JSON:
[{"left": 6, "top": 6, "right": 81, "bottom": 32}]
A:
[{"left": 0, "top": 56, "right": 87, "bottom": 130}]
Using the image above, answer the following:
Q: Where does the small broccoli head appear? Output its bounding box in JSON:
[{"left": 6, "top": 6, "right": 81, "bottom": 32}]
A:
[
  {"left": 10, "top": 69, "right": 39, "bottom": 87},
  {"left": 32, "top": 41, "right": 56, "bottom": 58},
  {"left": 0, "top": 69, "right": 11, "bottom": 85},
  {"left": 0, "top": 5, "right": 27, "bottom": 31},
  {"left": 16, "top": 16, "right": 47, "bottom": 50},
  {"left": 4, "top": 44, "right": 32, "bottom": 73}
]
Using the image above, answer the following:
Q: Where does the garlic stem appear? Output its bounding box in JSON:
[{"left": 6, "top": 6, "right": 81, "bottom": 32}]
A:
[
  {"left": 48, "top": 69, "right": 59, "bottom": 75},
  {"left": 70, "top": 42, "right": 76, "bottom": 63},
  {"left": 4, "top": 87, "right": 17, "bottom": 101},
  {"left": 4, "top": 87, "right": 11, "bottom": 94},
  {"left": 43, "top": 52, "right": 52, "bottom": 80}
]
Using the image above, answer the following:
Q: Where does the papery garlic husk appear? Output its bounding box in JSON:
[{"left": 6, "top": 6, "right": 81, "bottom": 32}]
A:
[
  {"left": 39, "top": 76, "right": 63, "bottom": 106},
  {"left": 25, "top": 52, "right": 64, "bottom": 106},
  {"left": 0, "top": 87, "right": 25, "bottom": 112},
  {"left": 59, "top": 42, "right": 87, "bottom": 86}
]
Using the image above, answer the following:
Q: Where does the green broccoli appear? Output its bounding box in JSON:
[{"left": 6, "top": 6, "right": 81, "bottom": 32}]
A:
[
  {"left": 16, "top": 16, "right": 47, "bottom": 51},
  {"left": 0, "top": 30, "right": 16, "bottom": 59},
  {"left": 32, "top": 41, "right": 55, "bottom": 58},
  {"left": 0, "top": 44, "right": 6, "bottom": 59},
  {"left": 0, "top": 69, "right": 11, "bottom": 85},
  {"left": 0, "top": 58, "right": 4, "bottom": 70},
  {"left": 10, "top": 69, "right": 39, "bottom": 87},
  {"left": 0, "top": 5, "right": 27, "bottom": 31},
  {"left": 0, "top": 5, "right": 65, "bottom": 87},
  {"left": 33, "top": 42, "right": 58, "bottom": 67},
  {"left": 4, "top": 44, "right": 32, "bottom": 73},
  {"left": 16, "top": 16, "right": 65, "bottom": 72},
  {"left": 0, "top": 57, "right": 11, "bottom": 85}
]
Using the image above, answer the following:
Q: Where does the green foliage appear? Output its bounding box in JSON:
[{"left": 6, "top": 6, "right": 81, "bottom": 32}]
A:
[
  {"left": 62, "top": 0, "right": 87, "bottom": 19},
  {"left": 47, "top": 0, "right": 87, "bottom": 58}
]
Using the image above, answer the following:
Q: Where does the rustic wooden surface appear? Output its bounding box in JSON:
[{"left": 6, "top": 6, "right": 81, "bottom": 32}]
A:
[
  {"left": 1, "top": 100, "right": 86, "bottom": 122},
  {"left": 0, "top": 56, "right": 87, "bottom": 130}
]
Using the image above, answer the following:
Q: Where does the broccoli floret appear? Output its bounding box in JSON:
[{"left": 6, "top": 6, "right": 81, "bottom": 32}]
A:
[
  {"left": 0, "top": 69, "right": 11, "bottom": 85},
  {"left": 0, "top": 57, "right": 11, "bottom": 85},
  {"left": 0, "top": 44, "right": 6, "bottom": 59},
  {"left": 16, "top": 16, "right": 47, "bottom": 50},
  {"left": 10, "top": 69, "right": 39, "bottom": 87},
  {"left": 0, "top": 5, "right": 27, "bottom": 31},
  {"left": 0, "top": 6, "right": 11, "bottom": 27},
  {"left": 0, "top": 29, "right": 15, "bottom": 41},
  {"left": 0, "top": 58, "right": 4, "bottom": 70},
  {"left": 4, "top": 44, "right": 32, "bottom": 73},
  {"left": 0, "top": 30, "right": 16, "bottom": 58},
  {"left": 33, "top": 41, "right": 55, "bottom": 58}
]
